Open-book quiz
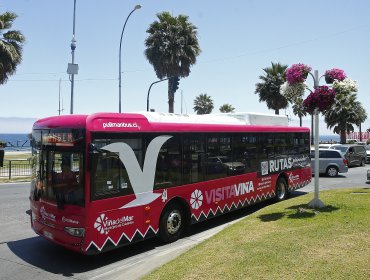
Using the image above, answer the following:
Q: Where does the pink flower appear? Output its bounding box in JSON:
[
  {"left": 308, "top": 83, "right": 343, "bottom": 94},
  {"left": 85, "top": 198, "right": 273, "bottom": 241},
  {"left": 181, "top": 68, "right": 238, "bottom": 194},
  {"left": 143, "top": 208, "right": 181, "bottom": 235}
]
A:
[
  {"left": 325, "top": 68, "right": 346, "bottom": 81},
  {"left": 285, "top": 63, "right": 312, "bottom": 85},
  {"left": 303, "top": 86, "right": 336, "bottom": 113}
]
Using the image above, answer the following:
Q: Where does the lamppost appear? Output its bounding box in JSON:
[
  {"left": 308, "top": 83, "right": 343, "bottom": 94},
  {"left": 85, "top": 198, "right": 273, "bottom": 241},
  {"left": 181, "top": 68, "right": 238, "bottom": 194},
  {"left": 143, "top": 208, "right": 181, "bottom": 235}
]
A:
[
  {"left": 307, "top": 70, "right": 325, "bottom": 209},
  {"left": 67, "top": 0, "right": 78, "bottom": 114},
  {"left": 118, "top": 4, "right": 142, "bottom": 113}
]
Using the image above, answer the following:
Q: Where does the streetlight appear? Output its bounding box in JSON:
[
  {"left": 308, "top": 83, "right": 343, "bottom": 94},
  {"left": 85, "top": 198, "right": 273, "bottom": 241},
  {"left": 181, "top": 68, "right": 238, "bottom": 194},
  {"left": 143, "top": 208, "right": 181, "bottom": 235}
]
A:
[
  {"left": 118, "top": 4, "right": 142, "bottom": 113},
  {"left": 307, "top": 70, "right": 326, "bottom": 209},
  {"left": 67, "top": 0, "right": 78, "bottom": 114}
]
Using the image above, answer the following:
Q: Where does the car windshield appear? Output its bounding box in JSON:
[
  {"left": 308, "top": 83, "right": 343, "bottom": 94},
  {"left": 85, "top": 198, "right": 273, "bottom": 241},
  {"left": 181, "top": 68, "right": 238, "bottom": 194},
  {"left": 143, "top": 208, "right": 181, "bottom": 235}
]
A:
[{"left": 366, "top": 146, "right": 370, "bottom": 151}]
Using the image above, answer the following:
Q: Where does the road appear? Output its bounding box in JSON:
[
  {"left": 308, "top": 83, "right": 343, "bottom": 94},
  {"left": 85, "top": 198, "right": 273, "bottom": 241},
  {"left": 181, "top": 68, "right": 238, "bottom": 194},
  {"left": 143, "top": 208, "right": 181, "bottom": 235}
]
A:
[{"left": 0, "top": 166, "right": 369, "bottom": 280}]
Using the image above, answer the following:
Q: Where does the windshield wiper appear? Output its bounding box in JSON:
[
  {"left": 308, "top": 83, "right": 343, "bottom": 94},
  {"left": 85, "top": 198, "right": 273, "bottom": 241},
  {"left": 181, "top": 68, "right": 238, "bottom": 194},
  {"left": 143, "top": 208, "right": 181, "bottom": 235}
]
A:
[{"left": 54, "top": 188, "right": 65, "bottom": 209}]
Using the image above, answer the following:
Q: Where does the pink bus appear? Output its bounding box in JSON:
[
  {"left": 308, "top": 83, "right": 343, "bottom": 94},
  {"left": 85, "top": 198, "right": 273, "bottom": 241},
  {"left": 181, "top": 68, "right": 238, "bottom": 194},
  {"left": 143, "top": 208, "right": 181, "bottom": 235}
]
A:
[{"left": 29, "top": 112, "right": 311, "bottom": 254}]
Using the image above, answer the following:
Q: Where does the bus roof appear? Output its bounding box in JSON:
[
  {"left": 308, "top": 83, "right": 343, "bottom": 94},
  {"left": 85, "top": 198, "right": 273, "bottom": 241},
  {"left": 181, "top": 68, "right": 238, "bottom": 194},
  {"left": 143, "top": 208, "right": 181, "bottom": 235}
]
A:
[{"left": 33, "top": 112, "right": 308, "bottom": 133}]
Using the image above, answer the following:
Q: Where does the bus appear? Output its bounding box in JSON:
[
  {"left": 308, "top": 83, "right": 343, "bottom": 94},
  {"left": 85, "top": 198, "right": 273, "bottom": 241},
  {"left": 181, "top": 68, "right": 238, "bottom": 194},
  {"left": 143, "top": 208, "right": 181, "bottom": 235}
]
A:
[{"left": 29, "top": 112, "right": 311, "bottom": 254}]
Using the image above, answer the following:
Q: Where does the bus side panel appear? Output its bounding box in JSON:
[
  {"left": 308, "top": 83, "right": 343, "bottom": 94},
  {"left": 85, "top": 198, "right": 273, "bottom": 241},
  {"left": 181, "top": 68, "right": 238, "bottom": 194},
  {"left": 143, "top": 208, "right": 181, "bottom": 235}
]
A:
[
  {"left": 83, "top": 194, "right": 151, "bottom": 254},
  {"left": 285, "top": 166, "right": 312, "bottom": 191},
  {"left": 83, "top": 164, "right": 312, "bottom": 254},
  {"left": 180, "top": 173, "right": 275, "bottom": 223}
]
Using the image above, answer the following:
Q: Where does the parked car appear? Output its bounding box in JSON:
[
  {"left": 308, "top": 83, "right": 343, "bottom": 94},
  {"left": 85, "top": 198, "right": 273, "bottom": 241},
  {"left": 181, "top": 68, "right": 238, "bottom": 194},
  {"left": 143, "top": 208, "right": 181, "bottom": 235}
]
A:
[
  {"left": 310, "top": 148, "right": 348, "bottom": 177},
  {"left": 331, "top": 144, "right": 366, "bottom": 167},
  {"left": 366, "top": 145, "right": 370, "bottom": 163},
  {"left": 367, "top": 169, "right": 370, "bottom": 181}
]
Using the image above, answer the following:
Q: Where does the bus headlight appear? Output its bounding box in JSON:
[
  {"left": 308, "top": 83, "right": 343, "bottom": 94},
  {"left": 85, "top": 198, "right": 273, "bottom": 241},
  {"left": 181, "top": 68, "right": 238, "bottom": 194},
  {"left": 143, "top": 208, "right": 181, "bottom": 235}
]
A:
[{"left": 64, "top": 227, "right": 85, "bottom": 237}]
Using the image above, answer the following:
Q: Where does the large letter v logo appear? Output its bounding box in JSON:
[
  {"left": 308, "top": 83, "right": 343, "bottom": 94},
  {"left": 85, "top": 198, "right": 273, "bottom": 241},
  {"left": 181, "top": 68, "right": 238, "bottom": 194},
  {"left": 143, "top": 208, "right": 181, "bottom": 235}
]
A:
[{"left": 101, "top": 135, "right": 172, "bottom": 208}]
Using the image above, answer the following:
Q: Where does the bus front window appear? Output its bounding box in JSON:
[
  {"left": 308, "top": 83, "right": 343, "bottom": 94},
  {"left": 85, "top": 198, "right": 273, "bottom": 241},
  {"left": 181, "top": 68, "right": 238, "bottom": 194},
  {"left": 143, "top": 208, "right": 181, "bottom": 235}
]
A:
[{"left": 34, "top": 150, "right": 85, "bottom": 207}]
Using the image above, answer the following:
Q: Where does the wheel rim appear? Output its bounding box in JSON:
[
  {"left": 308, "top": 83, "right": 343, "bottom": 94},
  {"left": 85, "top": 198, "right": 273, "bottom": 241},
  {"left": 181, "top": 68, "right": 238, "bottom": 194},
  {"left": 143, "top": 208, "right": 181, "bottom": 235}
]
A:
[
  {"left": 166, "top": 210, "right": 182, "bottom": 235},
  {"left": 327, "top": 167, "right": 337, "bottom": 177},
  {"left": 277, "top": 180, "right": 286, "bottom": 200}
]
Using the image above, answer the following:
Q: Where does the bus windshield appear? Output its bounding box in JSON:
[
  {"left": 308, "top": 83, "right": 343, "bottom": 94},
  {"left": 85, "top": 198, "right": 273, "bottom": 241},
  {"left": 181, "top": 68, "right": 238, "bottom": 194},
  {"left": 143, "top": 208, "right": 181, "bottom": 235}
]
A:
[{"left": 31, "top": 129, "right": 85, "bottom": 208}]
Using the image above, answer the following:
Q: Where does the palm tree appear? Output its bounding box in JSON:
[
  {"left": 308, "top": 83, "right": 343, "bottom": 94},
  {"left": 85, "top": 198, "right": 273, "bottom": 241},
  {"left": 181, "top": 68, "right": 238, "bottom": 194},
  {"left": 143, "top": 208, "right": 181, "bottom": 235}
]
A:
[
  {"left": 255, "top": 62, "right": 288, "bottom": 115},
  {"left": 193, "top": 93, "right": 213, "bottom": 115},
  {"left": 145, "top": 12, "right": 201, "bottom": 113},
  {"left": 324, "top": 92, "right": 365, "bottom": 144},
  {"left": 219, "top": 104, "right": 235, "bottom": 113},
  {"left": 0, "top": 12, "right": 25, "bottom": 85},
  {"left": 291, "top": 97, "right": 307, "bottom": 127},
  {"left": 353, "top": 103, "right": 367, "bottom": 142}
]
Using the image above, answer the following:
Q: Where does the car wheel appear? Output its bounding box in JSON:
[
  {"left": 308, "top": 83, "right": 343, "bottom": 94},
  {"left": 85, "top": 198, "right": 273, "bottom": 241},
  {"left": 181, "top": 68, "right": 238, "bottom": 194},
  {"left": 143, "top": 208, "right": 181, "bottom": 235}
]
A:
[
  {"left": 275, "top": 177, "right": 288, "bottom": 202},
  {"left": 326, "top": 166, "right": 338, "bottom": 177},
  {"left": 159, "top": 202, "right": 184, "bottom": 243},
  {"left": 360, "top": 158, "right": 366, "bottom": 167}
]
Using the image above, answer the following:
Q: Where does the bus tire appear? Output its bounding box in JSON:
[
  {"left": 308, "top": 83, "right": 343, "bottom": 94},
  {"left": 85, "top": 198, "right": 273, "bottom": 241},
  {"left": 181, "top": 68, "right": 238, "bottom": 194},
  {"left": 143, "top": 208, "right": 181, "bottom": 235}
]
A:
[
  {"left": 275, "top": 177, "right": 288, "bottom": 202},
  {"left": 159, "top": 202, "right": 184, "bottom": 243}
]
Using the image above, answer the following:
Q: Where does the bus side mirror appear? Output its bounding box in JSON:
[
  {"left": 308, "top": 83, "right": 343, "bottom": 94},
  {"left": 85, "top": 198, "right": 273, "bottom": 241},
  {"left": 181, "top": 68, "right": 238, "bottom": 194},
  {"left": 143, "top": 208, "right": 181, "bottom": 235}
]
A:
[{"left": 0, "top": 149, "right": 4, "bottom": 167}]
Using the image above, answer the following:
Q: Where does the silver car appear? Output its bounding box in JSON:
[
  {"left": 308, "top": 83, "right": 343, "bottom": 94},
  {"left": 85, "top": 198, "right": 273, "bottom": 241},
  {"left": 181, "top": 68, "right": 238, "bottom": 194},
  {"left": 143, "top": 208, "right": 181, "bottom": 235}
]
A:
[{"left": 310, "top": 148, "right": 348, "bottom": 177}]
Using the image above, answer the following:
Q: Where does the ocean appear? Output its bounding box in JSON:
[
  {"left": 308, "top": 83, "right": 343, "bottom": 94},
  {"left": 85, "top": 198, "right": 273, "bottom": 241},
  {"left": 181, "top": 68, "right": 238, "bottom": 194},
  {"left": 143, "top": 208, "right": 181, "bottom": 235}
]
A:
[
  {"left": 319, "top": 134, "right": 340, "bottom": 143},
  {"left": 0, "top": 133, "right": 31, "bottom": 151}
]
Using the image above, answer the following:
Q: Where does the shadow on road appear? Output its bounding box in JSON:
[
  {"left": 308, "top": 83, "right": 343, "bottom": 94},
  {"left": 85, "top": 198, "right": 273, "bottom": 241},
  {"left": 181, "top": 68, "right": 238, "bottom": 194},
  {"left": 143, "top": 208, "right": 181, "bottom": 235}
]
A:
[{"left": 7, "top": 190, "right": 309, "bottom": 277}]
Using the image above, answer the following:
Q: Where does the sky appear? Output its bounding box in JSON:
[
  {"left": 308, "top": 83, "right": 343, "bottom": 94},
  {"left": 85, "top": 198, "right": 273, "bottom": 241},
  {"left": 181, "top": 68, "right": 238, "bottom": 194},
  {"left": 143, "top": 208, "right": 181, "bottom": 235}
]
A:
[{"left": 0, "top": 0, "right": 369, "bottom": 134}]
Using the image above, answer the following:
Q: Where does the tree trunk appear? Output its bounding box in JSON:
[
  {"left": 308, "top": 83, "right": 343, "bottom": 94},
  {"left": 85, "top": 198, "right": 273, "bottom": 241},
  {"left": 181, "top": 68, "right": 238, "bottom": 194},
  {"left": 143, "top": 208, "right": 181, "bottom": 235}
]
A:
[
  {"left": 168, "top": 79, "right": 174, "bottom": 113},
  {"left": 168, "top": 92, "right": 174, "bottom": 113},
  {"left": 340, "top": 122, "right": 347, "bottom": 144},
  {"left": 299, "top": 116, "right": 302, "bottom": 127},
  {"left": 359, "top": 123, "right": 362, "bottom": 142},
  {"left": 340, "top": 130, "right": 346, "bottom": 144},
  {"left": 275, "top": 109, "right": 279, "bottom": 115}
]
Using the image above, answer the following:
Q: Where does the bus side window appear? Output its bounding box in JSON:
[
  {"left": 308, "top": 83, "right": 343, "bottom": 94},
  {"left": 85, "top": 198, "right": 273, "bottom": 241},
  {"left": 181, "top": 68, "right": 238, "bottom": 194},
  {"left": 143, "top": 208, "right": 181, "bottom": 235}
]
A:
[
  {"left": 90, "top": 139, "right": 135, "bottom": 200},
  {"left": 183, "top": 134, "right": 205, "bottom": 184},
  {"left": 154, "top": 135, "right": 182, "bottom": 190},
  {"left": 233, "top": 134, "right": 257, "bottom": 173}
]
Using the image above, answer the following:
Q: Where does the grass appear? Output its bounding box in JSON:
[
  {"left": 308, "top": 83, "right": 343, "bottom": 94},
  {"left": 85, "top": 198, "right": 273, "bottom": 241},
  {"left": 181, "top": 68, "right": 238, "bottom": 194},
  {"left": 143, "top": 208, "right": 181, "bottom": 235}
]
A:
[
  {"left": 144, "top": 188, "right": 370, "bottom": 280},
  {"left": 3, "top": 151, "right": 31, "bottom": 161}
]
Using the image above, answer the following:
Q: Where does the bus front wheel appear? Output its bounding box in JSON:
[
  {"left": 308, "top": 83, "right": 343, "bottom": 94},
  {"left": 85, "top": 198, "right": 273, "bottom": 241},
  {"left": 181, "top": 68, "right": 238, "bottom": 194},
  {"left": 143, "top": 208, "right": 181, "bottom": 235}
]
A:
[
  {"left": 159, "top": 202, "right": 184, "bottom": 243},
  {"left": 275, "top": 177, "right": 288, "bottom": 202}
]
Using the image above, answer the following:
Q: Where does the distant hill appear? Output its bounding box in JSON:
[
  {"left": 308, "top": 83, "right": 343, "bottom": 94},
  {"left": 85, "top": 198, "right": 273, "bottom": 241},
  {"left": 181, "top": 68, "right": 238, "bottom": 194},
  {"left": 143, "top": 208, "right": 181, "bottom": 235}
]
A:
[{"left": 0, "top": 117, "right": 38, "bottom": 133}]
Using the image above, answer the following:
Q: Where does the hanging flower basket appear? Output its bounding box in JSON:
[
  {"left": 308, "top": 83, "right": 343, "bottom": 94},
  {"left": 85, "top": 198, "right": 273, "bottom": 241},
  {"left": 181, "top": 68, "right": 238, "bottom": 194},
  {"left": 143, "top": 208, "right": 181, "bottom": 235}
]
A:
[
  {"left": 285, "top": 63, "right": 312, "bottom": 85},
  {"left": 280, "top": 81, "right": 306, "bottom": 102},
  {"left": 325, "top": 76, "right": 334, "bottom": 84},
  {"left": 332, "top": 78, "right": 358, "bottom": 95},
  {"left": 303, "top": 86, "right": 336, "bottom": 114},
  {"left": 324, "top": 68, "right": 346, "bottom": 84}
]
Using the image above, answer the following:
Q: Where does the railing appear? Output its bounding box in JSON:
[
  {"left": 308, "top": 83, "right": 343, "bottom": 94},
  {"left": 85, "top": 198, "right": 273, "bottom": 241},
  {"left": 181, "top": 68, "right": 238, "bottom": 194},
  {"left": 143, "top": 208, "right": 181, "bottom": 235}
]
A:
[{"left": 0, "top": 160, "right": 32, "bottom": 179}]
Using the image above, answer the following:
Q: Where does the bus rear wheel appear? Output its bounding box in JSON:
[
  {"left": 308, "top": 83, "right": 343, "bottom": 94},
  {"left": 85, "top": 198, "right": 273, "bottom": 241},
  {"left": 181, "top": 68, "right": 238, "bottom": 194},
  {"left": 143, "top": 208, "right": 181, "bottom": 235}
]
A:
[
  {"left": 275, "top": 177, "right": 288, "bottom": 202},
  {"left": 159, "top": 202, "right": 184, "bottom": 243}
]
